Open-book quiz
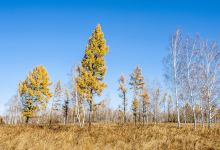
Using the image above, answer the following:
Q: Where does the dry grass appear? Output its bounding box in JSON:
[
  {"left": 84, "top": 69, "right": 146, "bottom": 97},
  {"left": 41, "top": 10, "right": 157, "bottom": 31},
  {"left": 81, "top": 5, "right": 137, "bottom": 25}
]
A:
[{"left": 0, "top": 123, "right": 219, "bottom": 150}]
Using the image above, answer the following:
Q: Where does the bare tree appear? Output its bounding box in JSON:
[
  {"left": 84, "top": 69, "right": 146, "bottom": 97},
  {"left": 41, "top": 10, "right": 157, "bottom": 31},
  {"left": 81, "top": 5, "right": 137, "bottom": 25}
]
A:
[
  {"left": 167, "top": 95, "right": 173, "bottom": 122},
  {"left": 164, "top": 29, "right": 182, "bottom": 128},
  {"left": 199, "top": 41, "right": 220, "bottom": 128},
  {"left": 181, "top": 36, "right": 201, "bottom": 129},
  {"left": 50, "top": 80, "right": 62, "bottom": 124},
  {"left": 5, "top": 92, "right": 23, "bottom": 124},
  {"left": 161, "top": 93, "right": 167, "bottom": 122},
  {"left": 152, "top": 86, "right": 160, "bottom": 124},
  {"left": 72, "top": 66, "right": 85, "bottom": 128}
]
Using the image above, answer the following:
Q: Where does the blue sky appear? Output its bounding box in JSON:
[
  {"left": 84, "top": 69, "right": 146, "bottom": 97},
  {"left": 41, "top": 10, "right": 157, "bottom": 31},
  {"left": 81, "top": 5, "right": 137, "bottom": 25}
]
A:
[{"left": 0, "top": 0, "right": 220, "bottom": 114}]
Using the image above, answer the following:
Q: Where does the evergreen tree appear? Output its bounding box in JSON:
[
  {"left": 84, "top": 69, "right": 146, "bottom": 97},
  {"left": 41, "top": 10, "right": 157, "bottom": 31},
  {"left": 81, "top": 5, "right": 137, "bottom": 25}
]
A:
[
  {"left": 19, "top": 65, "right": 52, "bottom": 123},
  {"left": 132, "top": 98, "right": 139, "bottom": 125},
  {"left": 140, "top": 88, "right": 150, "bottom": 124},
  {"left": 76, "top": 24, "right": 109, "bottom": 128},
  {"left": 63, "top": 89, "right": 70, "bottom": 125},
  {"left": 130, "top": 66, "right": 145, "bottom": 122}
]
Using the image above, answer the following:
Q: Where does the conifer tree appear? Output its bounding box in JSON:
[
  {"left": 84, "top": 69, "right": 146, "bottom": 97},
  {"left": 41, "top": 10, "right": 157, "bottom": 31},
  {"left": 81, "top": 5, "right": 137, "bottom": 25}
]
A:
[
  {"left": 63, "top": 89, "right": 70, "bottom": 125},
  {"left": 130, "top": 66, "right": 145, "bottom": 122},
  {"left": 19, "top": 65, "right": 52, "bottom": 123},
  {"left": 76, "top": 24, "right": 109, "bottom": 128},
  {"left": 140, "top": 88, "right": 150, "bottom": 124},
  {"left": 118, "top": 75, "right": 128, "bottom": 123},
  {"left": 132, "top": 98, "right": 139, "bottom": 125}
]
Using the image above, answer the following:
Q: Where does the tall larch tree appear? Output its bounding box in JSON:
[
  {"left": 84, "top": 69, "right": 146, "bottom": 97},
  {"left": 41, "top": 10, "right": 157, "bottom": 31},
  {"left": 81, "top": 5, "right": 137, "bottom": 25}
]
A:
[
  {"left": 118, "top": 75, "right": 128, "bottom": 123},
  {"left": 140, "top": 88, "right": 150, "bottom": 124},
  {"left": 76, "top": 24, "right": 109, "bottom": 128},
  {"left": 132, "top": 98, "right": 139, "bottom": 125},
  {"left": 19, "top": 65, "right": 52, "bottom": 123},
  {"left": 130, "top": 66, "right": 145, "bottom": 122}
]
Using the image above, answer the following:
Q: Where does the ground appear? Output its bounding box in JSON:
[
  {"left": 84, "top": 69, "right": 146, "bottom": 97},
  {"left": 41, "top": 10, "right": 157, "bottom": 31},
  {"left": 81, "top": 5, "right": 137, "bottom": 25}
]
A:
[{"left": 0, "top": 123, "right": 219, "bottom": 150}]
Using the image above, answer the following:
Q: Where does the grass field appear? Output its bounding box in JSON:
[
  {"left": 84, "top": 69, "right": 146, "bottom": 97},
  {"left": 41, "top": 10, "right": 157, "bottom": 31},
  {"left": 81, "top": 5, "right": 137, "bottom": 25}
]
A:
[{"left": 0, "top": 123, "right": 219, "bottom": 150}]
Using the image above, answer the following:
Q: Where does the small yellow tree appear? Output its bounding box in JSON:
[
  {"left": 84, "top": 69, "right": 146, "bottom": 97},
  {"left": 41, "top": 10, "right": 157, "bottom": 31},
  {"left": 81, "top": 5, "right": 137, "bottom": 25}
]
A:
[
  {"left": 19, "top": 65, "right": 52, "bottom": 123},
  {"left": 76, "top": 24, "right": 109, "bottom": 128},
  {"left": 140, "top": 88, "right": 150, "bottom": 124},
  {"left": 132, "top": 98, "right": 139, "bottom": 125}
]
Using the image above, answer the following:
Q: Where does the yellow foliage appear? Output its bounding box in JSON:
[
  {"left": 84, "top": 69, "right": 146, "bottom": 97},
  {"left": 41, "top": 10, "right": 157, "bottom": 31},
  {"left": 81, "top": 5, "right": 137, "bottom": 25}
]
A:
[
  {"left": 19, "top": 65, "right": 52, "bottom": 118},
  {"left": 77, "top": 24, "right": 109, "bottom": 103},
  {"left": 132, "top": 98, "right": 139, "bottom": 113},
  {"left": 141, "top": 88, "right": 150, "bottom": 105}
]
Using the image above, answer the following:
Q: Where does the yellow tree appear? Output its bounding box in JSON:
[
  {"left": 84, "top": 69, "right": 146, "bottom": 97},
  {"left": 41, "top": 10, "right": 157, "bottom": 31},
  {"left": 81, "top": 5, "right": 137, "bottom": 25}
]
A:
[
  {"left": 132, "top": 98, "right": 139, "bottom": 125},
  {"left": 130, "top": 66, "right": 145, "bottom": 122},
  {"left": 76, "top": 24, "right": 109, "bottom": 128},
  {"left": 140, "top": 88, "right": 150, "bottom": 124},
  {"left": 19, "top": 65, "right": 52, "bottom": 123}
]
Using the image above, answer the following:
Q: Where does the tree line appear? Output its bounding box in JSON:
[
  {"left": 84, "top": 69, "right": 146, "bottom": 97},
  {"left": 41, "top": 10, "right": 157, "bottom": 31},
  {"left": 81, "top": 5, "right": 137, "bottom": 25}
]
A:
[{"left": 1, "top": 25, "right": 220, "bottom": 129}]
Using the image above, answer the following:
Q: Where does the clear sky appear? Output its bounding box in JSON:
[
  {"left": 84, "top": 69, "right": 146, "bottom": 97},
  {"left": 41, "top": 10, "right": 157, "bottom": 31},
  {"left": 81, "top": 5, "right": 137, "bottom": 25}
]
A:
[{"left": 0, "top": 0, "right": 220, "bottom": 115}]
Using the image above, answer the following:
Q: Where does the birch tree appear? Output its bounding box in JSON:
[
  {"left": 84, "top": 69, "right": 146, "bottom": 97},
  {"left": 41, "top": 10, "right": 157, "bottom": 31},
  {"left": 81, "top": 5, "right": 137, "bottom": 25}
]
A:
[
  {"left": 161, "top": 93, "right": 167, "bottom": 122},
  {"left": 181, "top": 36, "right": 201, "bottom": 129},
  {"left": 5, "top": 93, "right": 22, "bottom": 124},
  {"left": 152, "top": 87, "right": 160, "bottom": 124},
  {"left": 199, "top": 41, "right": 220, "bottom": 128},
  {"left": 50, "top": 80, "right": 62, "bottom": 124},
  {"left": 164, "top": 29, "right": 182, "bottom": 128},
  {"left": 72, "top": 66, "right": 85, "bottom": 127}
]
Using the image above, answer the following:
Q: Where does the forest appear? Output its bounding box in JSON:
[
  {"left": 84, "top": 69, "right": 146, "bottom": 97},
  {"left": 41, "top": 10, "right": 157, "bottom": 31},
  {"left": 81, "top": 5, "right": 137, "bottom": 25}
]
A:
[{"left": 0, "top": 24, "right": 220, "bottom": 150}]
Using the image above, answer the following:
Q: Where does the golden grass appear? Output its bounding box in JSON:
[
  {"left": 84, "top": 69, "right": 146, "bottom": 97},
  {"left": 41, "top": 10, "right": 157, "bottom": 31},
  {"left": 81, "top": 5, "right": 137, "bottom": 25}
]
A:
[{"left": 0, "top": 123, "right": 219, "bottom": 150}]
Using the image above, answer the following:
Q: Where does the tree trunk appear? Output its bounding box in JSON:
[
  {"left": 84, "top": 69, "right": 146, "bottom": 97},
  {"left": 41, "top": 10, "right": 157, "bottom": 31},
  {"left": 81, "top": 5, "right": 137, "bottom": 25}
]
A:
[
  {"left": 192, "top": 105, "right": 197, "bottom": 130},
  {"left": 89, "top": 101, "right": 92, "bottom": 130},
  {"left": 176, "top": 94, "right": 180, "bottom": 128},
  {"left": 26, "top": 116, "right": 29, "bottom": 124},
  {"left": 208, "top": 99, "right": 212, "bottom": 129},
  {"left": 123, "top": 92, "right": 126, "bottom": 123},
  {"left": 184, "top": 108, "right": 187, "bottom": 124},
  {"left": 134, "top": 115, "right": 137, "bottom": 126},
  {"left": 200, "top": 107, "right": 204, "bottom": 128}
]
